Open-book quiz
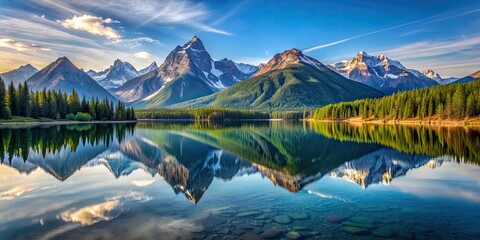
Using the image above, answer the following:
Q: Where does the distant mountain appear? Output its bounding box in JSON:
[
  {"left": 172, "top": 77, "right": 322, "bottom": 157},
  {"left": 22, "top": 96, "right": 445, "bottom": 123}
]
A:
[
  {"left": 0, "top": 64, "right": 38, "bottom": 85},
  {"left": 233, "top": 62, "right": 259, "bottom": 76},
  {"left": 456, "top": 70, "right": 480, "bottom": 83},
  {"left": 138, "top": 62, "right": 158, "bottom": 75},
  {"left": 26, "top": 57, "right": 116, "bottom": 101},
  {"left": 174, "top": 49, "right": 384, "bottom": 111},
  {"left": 87, "top": 59, "right": 139, "bottom": 90},
  {"left": 115, "top": 36, "right": 253, "bottom": 106},
  {"left": 423, "top": 69, "right": 441, "bottom": 81},
  {"left": 330, "top": 51, "right": 438, "bottom": 94},
  {"left": 420, "top": 69, "right": 457, "bottom": 85}
]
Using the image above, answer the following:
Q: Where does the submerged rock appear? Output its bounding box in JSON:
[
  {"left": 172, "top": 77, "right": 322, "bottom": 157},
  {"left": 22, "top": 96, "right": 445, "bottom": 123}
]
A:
[
  {"left": 242, "top": 231, "right": 263, "bottom": 240},
  {"left": 372, "top": 227, "right": 395, "bottom": 238},
  {"left": 260, "top": 229, "right": 282, "bottom": 239},
  {"left": 273, "top": 215, "right": 292, "bottom": 224},
  {"left": 287, "top": 231, "right": 301, "bottom": 239},
  {"left": 326, "top": 215, "right": 348, "bottom": 223},
  {"left": 343, "top": 226, "right": 369, "bottom": 235},
  {"left": 351, "top": 217, "right": 374, "bottom": 224}
]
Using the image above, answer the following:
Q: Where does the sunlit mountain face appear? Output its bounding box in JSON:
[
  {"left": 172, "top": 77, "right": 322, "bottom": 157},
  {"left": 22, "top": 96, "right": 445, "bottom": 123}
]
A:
[{"left": 1, "top": 122, "right": 479, "bottom": 239}]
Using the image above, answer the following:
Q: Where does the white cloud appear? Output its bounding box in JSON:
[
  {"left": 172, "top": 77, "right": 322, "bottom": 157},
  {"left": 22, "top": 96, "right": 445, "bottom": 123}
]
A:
[
  {"left": 0, "top": 184, "right": 39, "bottom": 200},
  {"left": 60, "top": 200, "right": 120, "bottom": 225},
  {"left": 134, "top": 52, "right": 155, "bottom": 60},
  {"left": 109, "top": 37, "right": 162, "bottom": 47},
  {"left": 29, "top": 0, "right": 231, "bottom": 35},
  {"left": 60, "top": 15, "right": 121, "bottom": 39},
  {"left": 131, "top": 179, "right": 155, "bottom": 186},
  {"left": 59, "top": 191, "right": 151, "bottom": 226},
  {"left": 0, "top": 38, "right": 50, "bottom": 51}
]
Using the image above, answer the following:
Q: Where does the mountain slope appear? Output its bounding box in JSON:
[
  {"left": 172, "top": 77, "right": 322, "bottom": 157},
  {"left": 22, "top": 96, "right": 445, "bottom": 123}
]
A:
[
  {"left": 456, "top": 70, "right": 480, "bottom": 83},
  {"left": 330, "top": 51, "right": 438, "bottom": 94},
  {"left": 174, "top": 49, "right": 384, "bottom": 111},
  {"left": 116, "top": 36, "right": 253, "bottom": 107},
  {"left": 26, "top": 57, "right": 116, "bottom": 101},
  {"left": 0, "top": 64, "right": 39, "bottom": 85}
]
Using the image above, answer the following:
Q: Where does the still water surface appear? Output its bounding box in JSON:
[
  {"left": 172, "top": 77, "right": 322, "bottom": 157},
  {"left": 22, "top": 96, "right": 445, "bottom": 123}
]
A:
[{"left": 0, "top": 122, "right": 479, "bottom": 239}]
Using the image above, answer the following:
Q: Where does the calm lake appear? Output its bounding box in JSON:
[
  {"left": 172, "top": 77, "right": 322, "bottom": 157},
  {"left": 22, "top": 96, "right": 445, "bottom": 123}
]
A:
[{"left": 0, "top": 121, "right": 479, "bottom": 240}]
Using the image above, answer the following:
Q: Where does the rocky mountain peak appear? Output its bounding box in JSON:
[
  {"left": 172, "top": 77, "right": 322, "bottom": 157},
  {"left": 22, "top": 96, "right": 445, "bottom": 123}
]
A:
[
  {"left": 422, "top": 69, "right": 442, "bottom": 80},
  {"left": 470, "top": 70, "right": 480, "bottom": 78},
  {"left": 254, "top": 48, "right": 307, "bottom": 76},
  {"left": 183, "top": 35, "right": 206, "bottom": 51},
  {"left": 51, "top": 57, "right": 76, "bottom": 70}
]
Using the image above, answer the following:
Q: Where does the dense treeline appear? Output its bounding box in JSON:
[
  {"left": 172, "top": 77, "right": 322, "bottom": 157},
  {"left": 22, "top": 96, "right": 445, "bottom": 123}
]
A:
[
  {"left": 310, "top": 122, "right": 480, "bottom": 164},
  {"left": 0, "top": 77, "right": 136, "bottom": 121},
  {"left": 312, "top": 80, "right": 480, "bottom": 121},
  {"left": 135, "top": 108, "right": 270, "bottom": 120},
  {"left": 0, "top": 124, "right": 136, "bottom": 163}
]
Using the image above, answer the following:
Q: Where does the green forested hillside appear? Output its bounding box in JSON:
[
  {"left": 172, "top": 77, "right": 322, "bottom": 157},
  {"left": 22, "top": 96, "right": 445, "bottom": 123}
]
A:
[
  {"left": 130, "top": 74, "right": 217, "bottom": 109},
  {"left": 312, "top": 79, "right": 480, "bottom": 120},
  {"left": 173, "top": 64, "right": 384, "bottom": 111}
]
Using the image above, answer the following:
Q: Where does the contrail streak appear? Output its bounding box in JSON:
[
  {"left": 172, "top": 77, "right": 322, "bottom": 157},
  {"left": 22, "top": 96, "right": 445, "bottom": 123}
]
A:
[{"left": 303, "top": 9, "right": 479, "bottom": 52}]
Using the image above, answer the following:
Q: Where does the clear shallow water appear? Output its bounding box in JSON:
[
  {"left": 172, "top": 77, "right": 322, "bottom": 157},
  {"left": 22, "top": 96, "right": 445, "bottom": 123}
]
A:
[{"left": 0, "top": 122, "right": 479, "bottom": 240}]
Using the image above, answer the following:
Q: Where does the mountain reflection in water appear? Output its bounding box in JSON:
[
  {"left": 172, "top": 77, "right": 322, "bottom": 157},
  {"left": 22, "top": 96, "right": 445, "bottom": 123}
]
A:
[{"left": 1, "top": 122, "right": 478, "bottom": 204}]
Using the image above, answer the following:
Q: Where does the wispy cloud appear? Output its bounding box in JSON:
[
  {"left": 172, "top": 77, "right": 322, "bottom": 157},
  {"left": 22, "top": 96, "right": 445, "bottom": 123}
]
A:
[
  {"left": 59, "top": 15, "right": 121, "bottom": 39},
  {"left": 134, "top": 52, "right": 155, "bottom": 61},
  {"left": 304, "top": 12, "right": 449, "bottom": 52},
  {"left": 0, "top": 38, "right": 51, "bottom": 51},
  {"left": 108, "top": 37, "right": 162, "bottom": 47},
  {"left": 0, "top": 9, "right": 159, "bottom": 72},
  {"left": 304, "top": 8, "right": 480, "bottom": 52},
  {"left": 374, "top": 35, "right": 480, "bottom": 59},
  {"left": 28, "top": 0, "right": 232, "bottom": 35},
  {"left": 0, "top": 184, "right": 39, "bottom": 200},
  {"left": 373, "top": 35, "right": 480, "bottom": 77}
]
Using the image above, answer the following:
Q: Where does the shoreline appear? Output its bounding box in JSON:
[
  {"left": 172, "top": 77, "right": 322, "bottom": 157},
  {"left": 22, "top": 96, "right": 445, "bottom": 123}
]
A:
[
  {"left": 0, "top": 120, "right": 138, "bottom": 127},
  {"left": 137, "top": 118, "right": 286, "bottom": 122},
  {"left": 309, "top": 118, "right": 480, "bottom": 127}
]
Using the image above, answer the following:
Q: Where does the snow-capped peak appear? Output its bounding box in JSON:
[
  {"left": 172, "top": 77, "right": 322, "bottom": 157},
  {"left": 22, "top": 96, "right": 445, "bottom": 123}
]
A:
[{"left": 422, "top": 69, "right": 442, "bottom": 80}]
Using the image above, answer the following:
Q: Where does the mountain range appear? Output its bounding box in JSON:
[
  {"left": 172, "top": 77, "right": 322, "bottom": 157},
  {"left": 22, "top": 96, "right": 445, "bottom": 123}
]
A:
[
  {"left": 118, "top": 36, "right": 258, "bottom": 107},
  {"left": 0, "top": 64, "right": 39, "bottom": 85},
  {"left": 329, "top": 51, "right": 439, "bottom": 94},
  {"left": 25, "top": 57, "right": 116, "bottom": 101},
  {"left": 87, "top": 60, "right": 158, "bottom": 90},
  {"left": 173, "top": 49, "right": 384, "bottom": 110},
  {"left": 4, "top": 36, "right": 479, "bottom": 111},
  {"left": 3, "top": 123, "right": 453, "bottom": 204}
]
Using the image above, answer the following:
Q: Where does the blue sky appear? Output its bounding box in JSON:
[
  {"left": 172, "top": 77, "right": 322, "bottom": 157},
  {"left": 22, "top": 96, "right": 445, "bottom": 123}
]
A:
[{"left": 0, "top": 0, "right": 479, "bottom": 77}]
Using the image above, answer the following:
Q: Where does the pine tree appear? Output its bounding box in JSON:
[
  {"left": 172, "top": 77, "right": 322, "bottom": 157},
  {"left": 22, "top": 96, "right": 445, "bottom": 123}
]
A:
[
  {"left": 0, "top": 78, "right": 7, "bottom": 119},
  {"left": 452, "top": 85, "right": 465, "bottom": 119},
  {"left": 81, "top": 96, "right": 89, "bottom": 113},
  {"left": 466, "top": 94, "right": 476, "bottom": 118},
  {"left": 89, "top": 97, "right": 97, "bottom": 120},
  {"left": 6, "top": 81, "right": 18, "bottom": 116},
  {"left": 17, "top": 82, "right": 30, "bottom": 117},
  {"left": 68, "top": 89, "right": 81, "bottom": 114}
]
